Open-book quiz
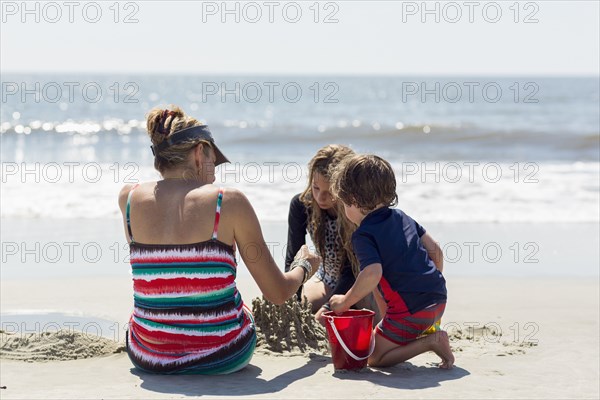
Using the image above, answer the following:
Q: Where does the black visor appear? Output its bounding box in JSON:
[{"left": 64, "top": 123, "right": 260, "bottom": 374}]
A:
[{"left": 151, "top": 125, "right": 229, "bottom": 166}]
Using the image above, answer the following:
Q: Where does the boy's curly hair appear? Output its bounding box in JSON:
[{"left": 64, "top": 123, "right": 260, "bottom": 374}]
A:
[{"left": 332, "top": 154, "right": 398, "bottom": 212}]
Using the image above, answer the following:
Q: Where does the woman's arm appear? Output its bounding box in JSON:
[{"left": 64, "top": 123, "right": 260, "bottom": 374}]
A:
[
  {"left": 284, "top": 194, "right": 308, "bottom": 272},
  {"left": 118, "top": 183, "right": 135, "bottom": 241},
  {"left": 230, "top": 189, "right": 320, "bottom": 305}
]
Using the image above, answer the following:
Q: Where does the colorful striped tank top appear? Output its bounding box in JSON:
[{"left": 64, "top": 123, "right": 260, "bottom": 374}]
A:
[{"left": 125, "top": 185, "right": 256, "bottom": 374}]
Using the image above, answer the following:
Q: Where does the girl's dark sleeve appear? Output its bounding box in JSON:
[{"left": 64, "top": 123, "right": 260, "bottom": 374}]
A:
[
  {"left": 322, "top": 265, "right": 356, "bottom": 311},
  {"left": 331, "top": 264, "right": 356, "bottom": 295},
  {"left": 284, "top": 193, "right": 308, "bottom": 272}
]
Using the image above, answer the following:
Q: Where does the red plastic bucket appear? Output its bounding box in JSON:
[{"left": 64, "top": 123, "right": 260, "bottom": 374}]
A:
[{"left": 323, "top": 309, "right": 375, "bottom": 371}]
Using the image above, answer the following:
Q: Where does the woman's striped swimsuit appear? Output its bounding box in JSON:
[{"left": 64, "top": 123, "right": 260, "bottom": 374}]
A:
[{"left": 125, "top": 186, "right": 256, "bottom": 374}]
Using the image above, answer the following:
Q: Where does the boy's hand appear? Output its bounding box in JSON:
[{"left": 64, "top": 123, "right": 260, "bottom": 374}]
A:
[{"left": 329, "top": 294, "right": 350, "bottom": 314}]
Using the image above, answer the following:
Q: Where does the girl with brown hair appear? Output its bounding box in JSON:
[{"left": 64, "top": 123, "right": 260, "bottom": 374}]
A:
[{"left": 285, "top": 144, "right": 369, "bottom": 322}]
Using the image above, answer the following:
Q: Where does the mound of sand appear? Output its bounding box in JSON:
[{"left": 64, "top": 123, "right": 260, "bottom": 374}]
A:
[
  {"left": 0, "top": 330, "right": 125, "bottom": 362},
  {"left": 251, "top": 297, "right": 329, "bottom": 354}
]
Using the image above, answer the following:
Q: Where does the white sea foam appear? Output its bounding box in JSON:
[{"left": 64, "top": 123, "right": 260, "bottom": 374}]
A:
[
  {"left": 1, "top": 76, "right": 597, "bottom": 223},
  {"left": 1, "top": 161, "right": 598, "bottom": 223}
]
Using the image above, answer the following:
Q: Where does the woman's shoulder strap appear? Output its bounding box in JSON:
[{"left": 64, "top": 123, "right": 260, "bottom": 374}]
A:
[{"left": 211, "top": 187, "right": 225, "bottom": 240}]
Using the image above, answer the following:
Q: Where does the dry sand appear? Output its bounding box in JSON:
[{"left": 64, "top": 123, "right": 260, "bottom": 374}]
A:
[{"left": 0, "top": 275, "right": 598, "bottom": 399}]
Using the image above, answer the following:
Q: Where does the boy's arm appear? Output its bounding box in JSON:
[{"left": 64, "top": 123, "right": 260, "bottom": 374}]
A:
[
  {"left": 421, "top": 232, "right": 444, "bottom": 272},
  {"left": 331, "top": 264, "right": 355, "bottom": 296},
  {"left": 329, "top": 263, "right": 382, "bottom": 313}
]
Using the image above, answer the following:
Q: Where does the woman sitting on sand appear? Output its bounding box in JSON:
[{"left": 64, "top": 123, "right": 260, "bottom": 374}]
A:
[
  {"left": 286, "top": 145, "right": 378, "bottom": 322},
  {"left": 118, "top": 106, "right": 321, "bottom": 375}
]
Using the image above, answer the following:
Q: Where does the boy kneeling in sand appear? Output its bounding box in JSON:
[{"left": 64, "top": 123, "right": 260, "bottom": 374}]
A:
[{"left": 329, "top": 154, "right": 454, "bottom": 369}]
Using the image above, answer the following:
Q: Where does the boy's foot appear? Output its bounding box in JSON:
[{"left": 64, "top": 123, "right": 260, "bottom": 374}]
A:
[{"left": 429, "top": 331, "right": 455, "bottom": 369}]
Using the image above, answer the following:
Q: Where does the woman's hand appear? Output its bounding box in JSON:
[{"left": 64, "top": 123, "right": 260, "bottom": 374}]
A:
[
  {"left": 329, "top": 294, "right": 350, "bottom": 314},
  {"left": 294, "top": 245, "right": 321, "bottom": 279}
]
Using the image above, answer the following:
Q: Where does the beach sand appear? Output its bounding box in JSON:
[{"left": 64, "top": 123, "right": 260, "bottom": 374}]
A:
[
  {"left": 1, "top": 274, "right": 599, "bottom": 399},
  {"left": 1, "top": 218, "right": 599, "bottom": 398}
]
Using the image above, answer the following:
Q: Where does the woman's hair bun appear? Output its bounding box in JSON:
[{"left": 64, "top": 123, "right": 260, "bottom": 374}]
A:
[
  {"left": 146, "top": 106, "right": 186, "bottom": 145},
  {"left": 144, "top": 104, "right": 209, "bottom": 174}
]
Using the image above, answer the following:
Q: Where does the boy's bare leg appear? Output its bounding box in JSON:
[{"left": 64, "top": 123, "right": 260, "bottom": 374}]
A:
[{"left": 368, "top": 331, "right": 454, "bottom": 369}]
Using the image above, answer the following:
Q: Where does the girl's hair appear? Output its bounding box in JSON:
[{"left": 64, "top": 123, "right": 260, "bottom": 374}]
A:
[
  {"left": 146, "top": 105, "right": 212, "bottom": 174},
  {"left": 299, "top": 144, "right": 359, "bottom": 276}
]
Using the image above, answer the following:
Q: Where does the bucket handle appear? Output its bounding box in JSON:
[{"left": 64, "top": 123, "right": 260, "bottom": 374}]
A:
[{"left": 327, "top": 314, "right": 375, "bottom": 362}]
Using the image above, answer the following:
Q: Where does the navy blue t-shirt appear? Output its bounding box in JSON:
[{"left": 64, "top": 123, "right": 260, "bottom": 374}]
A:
[{"left": 351, "top": 207, "right": 447, "bottom": 315}]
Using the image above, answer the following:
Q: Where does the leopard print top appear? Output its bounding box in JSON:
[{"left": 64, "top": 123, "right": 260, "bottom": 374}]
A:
[{"left": 309, "top": 212, "right": 343, "bottom": 289}]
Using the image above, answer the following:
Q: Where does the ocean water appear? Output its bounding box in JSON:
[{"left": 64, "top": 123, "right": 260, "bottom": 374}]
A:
[{"left": 1, "top": 74, "right": 599, "bottom": 223}]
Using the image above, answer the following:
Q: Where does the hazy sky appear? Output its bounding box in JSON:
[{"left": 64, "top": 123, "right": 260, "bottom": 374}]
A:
[{"left": 1, "top": 0, "right": 598, "bottom": 75}]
